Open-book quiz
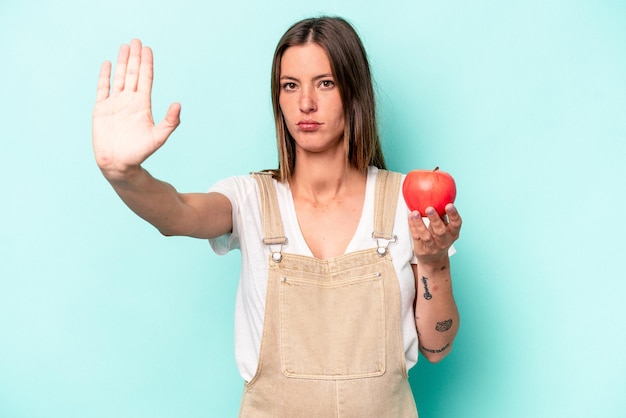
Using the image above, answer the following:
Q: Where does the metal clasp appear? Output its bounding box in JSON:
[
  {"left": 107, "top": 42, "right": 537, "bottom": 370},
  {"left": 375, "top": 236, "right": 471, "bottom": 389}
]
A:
[
  {"left": 373, "top": 234, "right": 397, "bottom": 257},
  {"left": 264, "top": 237, "right": 288, "bottom": 263},
  {"left": 271, "top": 250, "right": 283, "bottom": 263}
]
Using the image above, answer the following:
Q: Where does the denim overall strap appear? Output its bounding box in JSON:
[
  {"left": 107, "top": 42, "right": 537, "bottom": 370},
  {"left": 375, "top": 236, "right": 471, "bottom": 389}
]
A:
[{"left": 373, "top": 169, "right": 402, "bottom": 240}]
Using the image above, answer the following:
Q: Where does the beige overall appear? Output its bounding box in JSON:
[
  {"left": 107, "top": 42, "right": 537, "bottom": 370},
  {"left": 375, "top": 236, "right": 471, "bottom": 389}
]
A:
[{"left": 239, "top": 170, "right": 418, "bottom": 418}]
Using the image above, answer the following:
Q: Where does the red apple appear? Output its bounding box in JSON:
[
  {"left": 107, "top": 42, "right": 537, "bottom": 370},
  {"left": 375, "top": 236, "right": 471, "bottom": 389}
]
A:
[{"left": 402, "top": 167, "right": 456, "bottom": 216}]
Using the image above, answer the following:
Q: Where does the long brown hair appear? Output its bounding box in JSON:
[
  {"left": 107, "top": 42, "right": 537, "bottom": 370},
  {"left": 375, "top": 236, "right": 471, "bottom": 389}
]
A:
[{"left": 270, "top": 16, "right": 386, "bottom": 181}]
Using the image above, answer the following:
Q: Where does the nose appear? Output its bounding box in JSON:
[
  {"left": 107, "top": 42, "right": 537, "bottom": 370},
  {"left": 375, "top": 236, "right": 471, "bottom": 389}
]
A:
[{"left": 299, "top": 87, "right": 317, "bottom": 113}]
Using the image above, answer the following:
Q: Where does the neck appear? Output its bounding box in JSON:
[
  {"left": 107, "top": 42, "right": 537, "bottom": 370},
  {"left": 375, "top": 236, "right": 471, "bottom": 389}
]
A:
[{"left": 290, "top": 152, "right": 365, "bottom": 204}]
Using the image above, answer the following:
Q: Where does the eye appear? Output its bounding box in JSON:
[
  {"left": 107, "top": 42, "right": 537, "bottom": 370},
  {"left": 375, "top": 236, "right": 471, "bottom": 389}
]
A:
[
  {"left": 320, "top": 80, "right": 335, "bottom": 89},
  {"left": 282, "top": 82, "right": 297, "bottom": 91}
]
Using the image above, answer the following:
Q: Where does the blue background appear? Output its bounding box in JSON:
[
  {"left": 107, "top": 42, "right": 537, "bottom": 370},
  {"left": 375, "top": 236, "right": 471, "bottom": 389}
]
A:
[{"left": 1, "top": 0, "right": 625, "bottom": 417}]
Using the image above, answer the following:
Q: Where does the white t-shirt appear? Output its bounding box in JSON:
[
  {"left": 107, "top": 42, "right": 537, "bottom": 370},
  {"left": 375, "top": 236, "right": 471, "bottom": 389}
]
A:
[{"left": 209, "top": 166, "right": 422, "bottom": 382}]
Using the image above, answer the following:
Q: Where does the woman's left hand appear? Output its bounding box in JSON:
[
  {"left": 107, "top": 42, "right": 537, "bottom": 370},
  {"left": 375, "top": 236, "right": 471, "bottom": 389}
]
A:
[{"left": 408, "top": 203, "right": 462, "bottom": 266}]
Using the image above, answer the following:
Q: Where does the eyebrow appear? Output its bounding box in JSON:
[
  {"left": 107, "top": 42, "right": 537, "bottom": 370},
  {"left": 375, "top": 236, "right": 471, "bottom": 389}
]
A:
[{"left": 280, "top": 73, "right": 334, "bottom": 82}]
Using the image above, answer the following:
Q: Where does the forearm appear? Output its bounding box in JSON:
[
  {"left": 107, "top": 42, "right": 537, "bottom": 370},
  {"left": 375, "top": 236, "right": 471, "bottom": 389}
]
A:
[
  {"left": 104, "top": 165, "right": 198, "bottom": 236},
  {"left": 414, "top": 258, "right": 460, "bottom": 362}
]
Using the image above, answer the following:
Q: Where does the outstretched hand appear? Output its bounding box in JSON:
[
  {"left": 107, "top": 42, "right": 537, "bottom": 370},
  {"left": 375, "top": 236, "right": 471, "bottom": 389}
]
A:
[
  {"left": 92, "top": 39, "right": 180, "bottom": 179},
  {"left": 408, "top": 203, "right": 462, "bottom": 266}
]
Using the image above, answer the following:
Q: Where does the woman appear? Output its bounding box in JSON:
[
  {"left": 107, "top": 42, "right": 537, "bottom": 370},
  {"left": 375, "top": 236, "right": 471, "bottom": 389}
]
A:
[{"left": 93, "top": 16, "right": 461, "bottom": 417}]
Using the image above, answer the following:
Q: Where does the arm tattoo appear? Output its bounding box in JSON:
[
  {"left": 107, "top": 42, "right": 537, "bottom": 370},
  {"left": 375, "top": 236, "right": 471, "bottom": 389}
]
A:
[
  {"left": 421, "top": 343, "right": 450, "bottom": 354},
  {"left": 421, "top": 276, "right": 432, "bottom": 300},
  {"left": 435, "top": 319, "right": 453, "bottom": 332}
]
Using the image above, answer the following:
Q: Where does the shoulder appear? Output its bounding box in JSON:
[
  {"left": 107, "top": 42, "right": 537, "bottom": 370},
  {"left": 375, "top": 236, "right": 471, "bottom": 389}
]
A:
[
  {"left": 209, "top": 173, "right": 256, "bottom": 191},
  {"left": 368, "top": 166, "right": 407, "bottom": 202},
  {"left": 207, "top": 174, "right": 260, "bottom": 208},
  {"left": 368, "top": 166, "right": 406, "bottom": 180},
  {"left": 208, "top": 172, "right": 291, "bottom": 209}
]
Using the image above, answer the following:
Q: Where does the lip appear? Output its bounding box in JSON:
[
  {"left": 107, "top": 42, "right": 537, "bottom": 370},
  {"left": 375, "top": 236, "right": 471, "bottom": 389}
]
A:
[{"left": 297, "top": 120, "right": 322, "bottom": 131}]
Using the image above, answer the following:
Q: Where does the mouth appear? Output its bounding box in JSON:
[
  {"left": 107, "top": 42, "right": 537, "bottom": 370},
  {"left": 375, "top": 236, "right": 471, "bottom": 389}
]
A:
[{"left": 297, "top": 120, "right": 322, "bottom": 131}]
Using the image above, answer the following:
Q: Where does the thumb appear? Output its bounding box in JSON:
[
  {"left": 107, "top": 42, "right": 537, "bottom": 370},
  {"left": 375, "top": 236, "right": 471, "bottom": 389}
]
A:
[{"left": 154, "top": 102, "right": 181, "bottom": 141}]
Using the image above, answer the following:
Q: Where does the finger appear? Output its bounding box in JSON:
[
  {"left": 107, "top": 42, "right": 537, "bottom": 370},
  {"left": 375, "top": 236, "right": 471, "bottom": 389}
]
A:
[
  {"left": 445, "top": 203, "right": 462, "bottom": 235},
  {"left": 137, "top": 46, "right": 154, "bottom": 95},
  {"left": 95, "top": 61, "right": 111, "bottom": 102},
  {"left": 111, "top": 43, "right": 130, "bottom": 93},
  {"left": 164, "top": 102, "right": 182, "bottom": 126},
  {"left": 408, "top": 211, "right": 433, "bottom": 244},
  {"left": 425, "top": 207, "right": 447, "bottom": 235},
  {"left": 154, "top": 102, "right": 182, "bottom": 144},
  {"left": 124, "top": 39, "right": 142, "bottom": 92}
]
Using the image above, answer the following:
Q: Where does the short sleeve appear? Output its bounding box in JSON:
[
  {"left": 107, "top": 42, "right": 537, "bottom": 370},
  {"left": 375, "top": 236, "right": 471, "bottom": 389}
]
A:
[{"left": 206, "top": 177, "right": 243, "bottom": 255}]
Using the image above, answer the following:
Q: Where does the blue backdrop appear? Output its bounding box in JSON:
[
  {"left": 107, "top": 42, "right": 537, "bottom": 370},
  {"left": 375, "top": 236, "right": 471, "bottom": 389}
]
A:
[{"left": 1, "top": 0, "right": 625, "bottom": 417}]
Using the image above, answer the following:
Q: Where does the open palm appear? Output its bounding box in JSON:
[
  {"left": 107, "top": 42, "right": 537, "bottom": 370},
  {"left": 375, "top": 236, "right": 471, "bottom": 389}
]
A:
[{"left": 92, "top": 39, "right": 180, "bottom": 178}]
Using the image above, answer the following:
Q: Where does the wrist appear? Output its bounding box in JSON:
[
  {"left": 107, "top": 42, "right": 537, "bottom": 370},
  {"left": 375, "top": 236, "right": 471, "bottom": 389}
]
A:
[
  {"left": 99, "top": 159, "right": 142, "bottom": 181},
  {"left": 102, "top": 164, "right": 145, "bottom": 188},
  {"left": 416, "top": 255, "right": 450, "bottom": 275}
]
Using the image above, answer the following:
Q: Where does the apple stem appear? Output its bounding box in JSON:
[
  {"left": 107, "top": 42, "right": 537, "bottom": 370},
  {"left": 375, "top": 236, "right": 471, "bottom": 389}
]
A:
[{"left": 434, "top": 166, "right": 439, "bottom": 172}]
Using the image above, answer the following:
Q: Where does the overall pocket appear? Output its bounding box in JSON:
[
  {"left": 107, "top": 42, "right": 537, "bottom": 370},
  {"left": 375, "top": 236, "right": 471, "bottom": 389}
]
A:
[{"left": 279, "top": 271, "right": 386, "bottom": 380}]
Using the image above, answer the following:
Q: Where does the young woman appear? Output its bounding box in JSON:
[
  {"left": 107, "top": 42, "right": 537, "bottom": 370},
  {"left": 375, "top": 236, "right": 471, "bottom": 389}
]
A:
[{"left": 93, "top": 16, "right": 461, "bottom": 417}]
